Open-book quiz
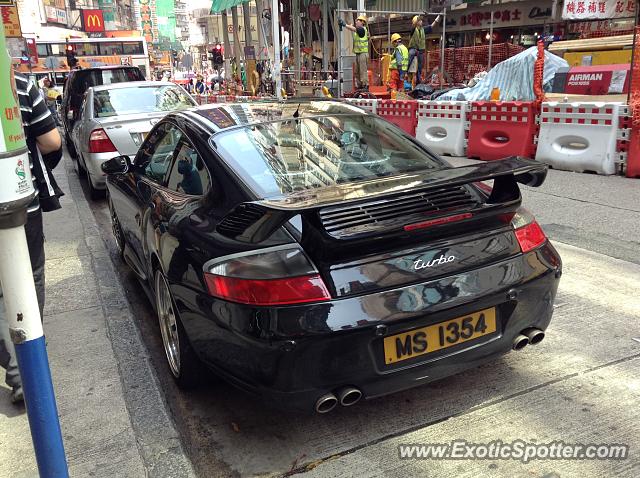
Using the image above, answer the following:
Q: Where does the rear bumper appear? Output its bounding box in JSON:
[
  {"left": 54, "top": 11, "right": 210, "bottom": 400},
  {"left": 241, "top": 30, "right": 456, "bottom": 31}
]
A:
[
  {"left": 83, "top": 152, "right": 119, "bottom": 188},
  {"left": 179, "top": 242, "right": 561, "bottom": 412}
]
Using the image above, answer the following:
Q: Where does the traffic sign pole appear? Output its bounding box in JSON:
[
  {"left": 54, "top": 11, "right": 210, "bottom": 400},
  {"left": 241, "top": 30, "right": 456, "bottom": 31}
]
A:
[{"left": 0, "top": 27, "right": 68, "bottom": 477}]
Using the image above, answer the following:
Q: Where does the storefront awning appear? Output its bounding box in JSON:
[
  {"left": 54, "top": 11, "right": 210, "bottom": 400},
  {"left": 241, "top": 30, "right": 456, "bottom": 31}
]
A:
[{"left": 210, "top": 0, "right": 251, "bottom": 14}]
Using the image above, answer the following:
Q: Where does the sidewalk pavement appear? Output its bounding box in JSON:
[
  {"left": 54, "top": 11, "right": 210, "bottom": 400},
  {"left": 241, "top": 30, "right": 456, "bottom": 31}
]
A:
[{"left": 0, "top": 155, "right": 196, "bottom": 477}]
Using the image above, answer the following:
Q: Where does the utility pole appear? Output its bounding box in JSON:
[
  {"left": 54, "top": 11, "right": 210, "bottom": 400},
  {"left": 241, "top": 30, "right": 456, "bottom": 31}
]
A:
[
  {"left": 292, "top": 0, "right": 301, "bottom": 92},
  {"left": 256, "top": 0, "right": 265, "bottom": 60},
  {"left": 322, "top": 0, "right": 328, "bottom": 73},
  {"left": 221, "top": 9, "right": 232, "bottom": 83},
  {"left": 231, "top": 6, "right": 243, "bottom": 64},
  {"left": 242, "top": 2, "right": 252, "bottom": 48},
  {"left": 272, "top": 0, "right": 282, "bottom": 98}
]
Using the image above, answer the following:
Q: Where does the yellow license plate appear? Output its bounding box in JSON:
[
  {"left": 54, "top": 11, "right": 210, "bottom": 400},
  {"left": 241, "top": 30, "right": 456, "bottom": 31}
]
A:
[{"left": 383, "top": 307, "right": 497, "bottom": 365}]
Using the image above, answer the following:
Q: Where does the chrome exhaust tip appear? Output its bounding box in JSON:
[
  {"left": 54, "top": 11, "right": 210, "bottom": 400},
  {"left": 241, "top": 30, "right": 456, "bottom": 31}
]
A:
[
  {"left": 523, "top": 328, "right": 545, "bottom": 345},
  {"left": 337, "top": 387, "right": 362, "bottom": 407},
  {"left": 315, "top": 393, "right": 338, "bottom": 414},
  {"left": 512, "top": 334, "right": 529, "bottom": 351}
]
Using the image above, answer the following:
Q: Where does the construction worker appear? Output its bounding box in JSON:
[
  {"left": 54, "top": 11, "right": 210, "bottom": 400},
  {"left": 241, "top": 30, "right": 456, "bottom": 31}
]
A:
[
  {"left": 388, "top": 33, "right": 409, "bottom": 92},
  {"left": 338, "top": 15, "right": 369, "bottom": 90},
  {"left": 408, "top": 14, "right": 441, "bottom": 84}
]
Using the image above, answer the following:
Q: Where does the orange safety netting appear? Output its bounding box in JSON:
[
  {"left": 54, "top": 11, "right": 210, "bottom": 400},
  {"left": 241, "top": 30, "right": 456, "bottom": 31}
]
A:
[
  {"left": 626, "top": 26, "right": 640, "bottom": 177},
  {"left": 426, "top": 43, "right": 525, "bottom": 85},
  {"left": 533, "top": 40, "right": 545, "bottom": 108},
  {"left": 578, "top": 29, "right": 634, "bottom": 39},
  {"left": 629, "top": 27, "right": 640, "bottom": 127}
]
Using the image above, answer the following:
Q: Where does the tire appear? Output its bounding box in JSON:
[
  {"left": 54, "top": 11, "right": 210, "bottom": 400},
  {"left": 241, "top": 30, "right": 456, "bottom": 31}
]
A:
[
  {"left": 86, "top": 170, "right": 105, "bottom": 200},
  {"left": 154, "top": 270, "right": 201, "bottom": 389},
  {"left": 74, "top": 155, "right": 86, "bottom": 177},
  {"left": 66, "top": 133, "right": 78, "bottom": 159},
  {"left": 108, "top": 198, "right": 125, "bottom": 260}
]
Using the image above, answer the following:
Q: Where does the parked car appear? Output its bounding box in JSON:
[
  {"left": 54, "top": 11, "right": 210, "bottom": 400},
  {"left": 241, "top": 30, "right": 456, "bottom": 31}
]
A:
[
  {"left": 71, "top": 81, "right": 196, "bottom": 198},
  {"left": 102, "top": 101, "right": 561, "bottom": 413},
  {"left": 61, "top": 66, "right": 146, "bottom": 159}
]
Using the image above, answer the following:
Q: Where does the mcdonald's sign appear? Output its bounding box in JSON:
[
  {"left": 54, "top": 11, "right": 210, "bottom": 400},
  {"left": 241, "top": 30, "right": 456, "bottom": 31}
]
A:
[{"left": 82, "top": 9, "right": 104, "bottom": 32}]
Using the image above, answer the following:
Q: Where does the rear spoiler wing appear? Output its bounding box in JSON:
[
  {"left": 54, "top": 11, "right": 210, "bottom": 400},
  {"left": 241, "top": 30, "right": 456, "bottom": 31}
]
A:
[{"left": 218, "top": 157, "right": 547, "bottom": 244}]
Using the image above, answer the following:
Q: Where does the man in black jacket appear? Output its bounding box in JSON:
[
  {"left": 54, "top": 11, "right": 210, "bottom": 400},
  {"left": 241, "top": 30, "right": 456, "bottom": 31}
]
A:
[{"left": 0, "top": 72, "right": 63, "bottom": 404}]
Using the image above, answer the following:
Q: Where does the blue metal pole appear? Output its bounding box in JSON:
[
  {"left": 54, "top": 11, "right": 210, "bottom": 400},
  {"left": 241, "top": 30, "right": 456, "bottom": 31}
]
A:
[{"left": 14, "top": 336, "right": 68, "bottom": 476}]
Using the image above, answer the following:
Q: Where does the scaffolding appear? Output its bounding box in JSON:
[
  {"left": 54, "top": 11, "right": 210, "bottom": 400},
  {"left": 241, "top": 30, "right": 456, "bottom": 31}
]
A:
[{"left": 336, "top": 8, "right": 447, "bottom": 97}]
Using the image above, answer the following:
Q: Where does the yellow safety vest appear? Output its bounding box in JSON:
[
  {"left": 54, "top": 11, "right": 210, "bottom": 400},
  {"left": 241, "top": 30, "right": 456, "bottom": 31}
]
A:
[
  {"left": 353, "top": 27, "right": 369, "bottom": 54},
  {"left": 390, "top": 44, "right": 409, "bottom": 71},
  {"left": 409, "top": 27, "right": 426, "bottom": 50}
]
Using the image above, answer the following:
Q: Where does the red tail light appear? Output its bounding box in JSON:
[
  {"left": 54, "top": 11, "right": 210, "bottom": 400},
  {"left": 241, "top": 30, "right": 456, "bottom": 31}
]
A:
[
  {"left": 89, "top": 128, "right": 117, "bottom": 153},
  {"left": 204, "top": 274, "right": 331, "bottom": 305},
  {"left": 511, "top": 209, "right": 547, "bottom": 253},
  {"left": 203, "top": 245, "right": 331, "bottom": 306}
]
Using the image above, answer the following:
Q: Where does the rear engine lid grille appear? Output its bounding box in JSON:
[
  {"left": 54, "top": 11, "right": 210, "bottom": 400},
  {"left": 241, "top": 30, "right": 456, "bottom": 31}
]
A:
[
  {"left": 319, "top": 185, "right": 479, "bottom": 238},
  {"left": 217, "top": 203, "right": 266, "bottom": 238}
]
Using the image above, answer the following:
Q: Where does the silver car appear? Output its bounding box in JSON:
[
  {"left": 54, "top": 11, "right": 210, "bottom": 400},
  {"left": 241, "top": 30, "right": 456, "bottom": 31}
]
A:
[{"left": 71, "top": 81, "right": 197, "bottom": 198}]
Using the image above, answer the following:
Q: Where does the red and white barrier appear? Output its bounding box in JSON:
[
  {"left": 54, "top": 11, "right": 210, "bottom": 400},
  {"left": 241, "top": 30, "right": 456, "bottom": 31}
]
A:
[
  {"left": 416, "top": 101, "right": 468, "bottom": 157},
  {"left": 466, "top": 101, "right": 538, "bottom": 161},
  {"left": 535, "top": 102, "right": 629, "bottom": 175},
  {"left": 345, "top": 98, "right": 378, "bottom": 114},
  {"left": 377, "top": 100, "right": 419, "bottom": 136}
]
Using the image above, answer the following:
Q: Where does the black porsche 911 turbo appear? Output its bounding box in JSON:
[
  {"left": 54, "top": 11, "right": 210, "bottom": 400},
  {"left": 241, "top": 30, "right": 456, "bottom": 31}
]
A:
[{"left": 102, "top": 100, "right": 561, "bottom": 413}]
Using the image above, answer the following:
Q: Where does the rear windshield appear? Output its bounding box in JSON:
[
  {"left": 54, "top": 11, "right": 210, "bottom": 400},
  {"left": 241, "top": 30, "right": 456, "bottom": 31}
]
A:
[
  {"left": 94, "top": 86, "right": 195, "bottom": 117},
  {"left": 212, "top": 115, "right": 443, "bottom": 197}
]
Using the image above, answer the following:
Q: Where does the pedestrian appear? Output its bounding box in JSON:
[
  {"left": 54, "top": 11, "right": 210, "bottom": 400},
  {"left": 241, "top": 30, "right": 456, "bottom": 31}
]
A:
[
  {"left": 195, "top": 75, "right": 206, "bottom": 95},
  {"left": 339, "top": 15, "right": 369, "bottom": 90},
  {"left": 408, "top": 14, "right": 441, "bottom": 85},
  {"left": 186, "top": 78, "right": 194, "bottom": 93},
  {"left": 40, "top": 78, "right": 62, "bottom": 127},
  {"left": 388, "top": 33, "right": 409, "bottom": 93},
  {"left": 0, "top": 72, "right": 63, "bottom": 405}
]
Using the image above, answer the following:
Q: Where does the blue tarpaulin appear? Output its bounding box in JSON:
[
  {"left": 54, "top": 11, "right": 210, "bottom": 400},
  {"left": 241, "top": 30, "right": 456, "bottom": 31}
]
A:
[{"left": 438, "top": 47, "right": 569, "bottom": 102}]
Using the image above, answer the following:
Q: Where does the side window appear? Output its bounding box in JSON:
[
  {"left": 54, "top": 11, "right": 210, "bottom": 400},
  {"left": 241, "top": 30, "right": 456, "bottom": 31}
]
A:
[
  {"left": 138, "top": 124, "right": 183, "bottom": 184},
  {"left": 166, "top": 140, "right": 211, "bottom": 196}
]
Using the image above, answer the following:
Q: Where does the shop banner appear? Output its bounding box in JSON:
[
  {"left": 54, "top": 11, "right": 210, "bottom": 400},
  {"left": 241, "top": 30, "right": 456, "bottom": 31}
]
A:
[
  {"left": 139, "top": 0, "right": 155, "bottom": 44},
  {"left": 562, "top": 0, "right": 636, "bottom": 20},
  {"left": 1, "top": 4, "right": 21, "bottom": 37},
  {"left": 446, "top": 0, "right": 558, "bottom": 33}
]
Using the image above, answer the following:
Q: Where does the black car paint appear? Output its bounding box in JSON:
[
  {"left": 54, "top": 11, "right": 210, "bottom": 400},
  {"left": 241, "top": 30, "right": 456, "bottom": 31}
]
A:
[{"left": 106, "top": 104, "right": 562, "bottom": 412}]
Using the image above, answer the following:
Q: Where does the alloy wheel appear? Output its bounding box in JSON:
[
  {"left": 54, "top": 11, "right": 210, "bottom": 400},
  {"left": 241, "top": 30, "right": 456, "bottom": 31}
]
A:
[
  {"left": 109, "top": 200, "right": 125, "bottom": 257},
  {"left": 156, "top": 272, "right": 181, "bottom": 378}
]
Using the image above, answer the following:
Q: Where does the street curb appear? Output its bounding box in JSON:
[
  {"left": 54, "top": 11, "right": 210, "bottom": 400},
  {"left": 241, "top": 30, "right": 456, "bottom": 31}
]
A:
[{"left": 63, "top": 156, "right": 197, "bottom": 478}]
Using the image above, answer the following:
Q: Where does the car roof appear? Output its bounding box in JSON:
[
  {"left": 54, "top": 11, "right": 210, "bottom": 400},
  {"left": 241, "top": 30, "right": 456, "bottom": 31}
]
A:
[
  {"left": 71, "top": 65, "right": 140, "bottom": 72},
  {"left": 175, "top": 100, "right": 368, "bottom": 135},
  {"left": 89, "top": 81, "right": 176, "bottom": 92}
]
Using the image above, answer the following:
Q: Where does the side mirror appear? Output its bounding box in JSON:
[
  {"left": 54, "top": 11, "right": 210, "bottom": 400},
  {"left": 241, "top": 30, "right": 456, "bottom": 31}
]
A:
[{"left": 101, "top": 155, "right": 130, "bottom": 175}]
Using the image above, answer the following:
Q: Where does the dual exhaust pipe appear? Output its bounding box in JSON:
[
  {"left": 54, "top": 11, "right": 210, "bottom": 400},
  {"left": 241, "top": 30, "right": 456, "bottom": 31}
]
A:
[
  {"left": 315, "top": 386, "right": 362, "bottom": 414},
  {"left": 316, "top": 329, "right": 545, "bottom": 412},
  {"left": 512, "top": 328, "right": 545, "bottom": 351}
]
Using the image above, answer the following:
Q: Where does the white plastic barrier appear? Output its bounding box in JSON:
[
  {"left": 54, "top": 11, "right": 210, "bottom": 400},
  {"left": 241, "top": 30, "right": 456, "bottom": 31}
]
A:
[
  {"left": 416, "top": 101, "right": 468, "bottom": 157},
  {"left": 345, "top": 98, "right": 378, "bottom": 114},
  {"left": 535, "top": 102, "right": 629, "bottom": 175}
]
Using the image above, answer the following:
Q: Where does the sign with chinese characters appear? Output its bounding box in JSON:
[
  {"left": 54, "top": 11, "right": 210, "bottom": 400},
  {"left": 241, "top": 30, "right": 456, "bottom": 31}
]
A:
[
  {"left": 446, "top": 0, "right": 558, "bottom": 32},
  {"left": 562, "top": 0, "right": 636, "bottom": 19},
  {"left": 139, "top": 0, "right": 155, "bottom": 43},
  {"left": 568, "top": 18, "right": 634, "bottom": 34},
  {"left": 0, "top": 4, "right": 21, "bottom": 37}
]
